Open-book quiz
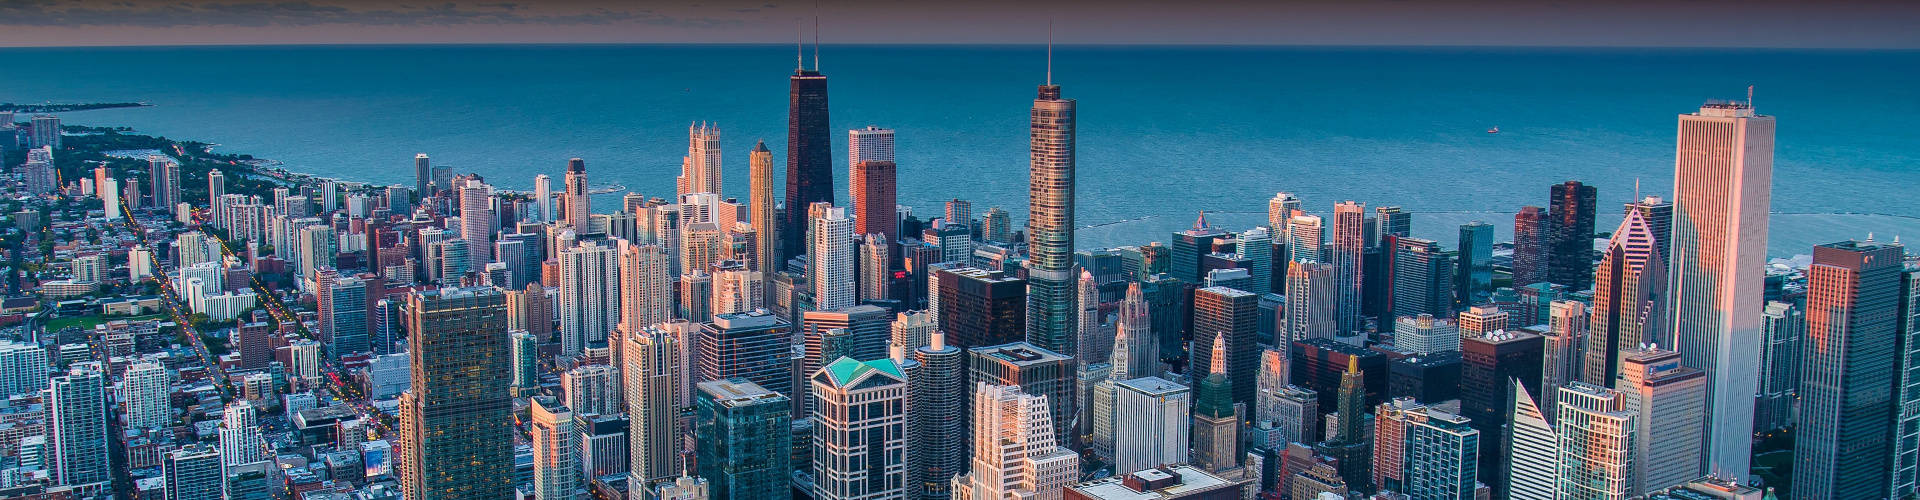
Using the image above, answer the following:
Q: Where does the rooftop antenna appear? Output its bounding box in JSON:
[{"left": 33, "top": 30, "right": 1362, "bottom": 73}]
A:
[
  {"left": 795, "top": 19, "right": 803, "bottom": 71},
  {"left": 812, "top": 0, "right": 821, "bottom": 71},
  {"left": 1634, "top": 177, "right": 1641, "bottom": 201},
  {"left": 1046, "top": 20, "right": 1054, "bottom": 85},
  {"left": 1747, "top": 85, "right": 1754, "bottom": 109}
]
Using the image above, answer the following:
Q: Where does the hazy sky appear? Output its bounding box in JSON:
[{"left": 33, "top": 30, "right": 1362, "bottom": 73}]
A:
[{"left": 2, "top": 0, "right": 1916, "bottom": 48}]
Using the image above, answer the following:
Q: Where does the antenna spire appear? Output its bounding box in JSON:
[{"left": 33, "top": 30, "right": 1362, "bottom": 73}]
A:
[
  {"left": 812, "top": 1, "right": 821, "bottom": 71},
  {"left": 1747, "top": 85, "right": 1754, "bottom": 110},
  {"left": 796, "top": 19, "right": 804, "bottom": 71},
  {"left": 1046, "top": 20, "right": 1053, "bottom": 86}
]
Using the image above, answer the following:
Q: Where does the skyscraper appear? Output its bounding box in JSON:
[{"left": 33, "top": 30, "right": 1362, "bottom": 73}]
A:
[
  {"left": 1287, "top": 214, "right": 1324, "bottom": 264},
  {"left": 1460, "top": 329, "right": 1543, "bottom": 494},
  {"left": 1553, "top": 382, "right": 1635, "bottom": 500},
  {"left": 1393, "top": 314, "right": 1459, "bottom": 355},
  {"left": 1793, "top": 239, "right": 1904, "bottom": 500},
  {"left": 699, "top": 310, "right": 795, "bottom": 402},
  {"left": 121, "top": 361, "right": 170, "bottom": 431},
  {"left": 164, "top": 445, "right": 225, "bottom": 500},
  {"left": 1331, "top": 201, "right": 1366, "bottom": 333},
  {"left": 1507, "top": 383, "right": 1557, "bottom": 500},
  {"left": 1315, "top": 356, "right": 1370, "bottom": 490},
  {"left": 1615, "top": 347, "right": 1705, "bottom": 496},
  {"left": 910, "top": 332, "right": 966, "bottom": 500},
  {"left": 859, "top": 234, "right": 890, "bottom": 303},
  {"left": 564, "top": 158, "right": 590, "bottom": 229},
  {"left": 1283, "top": 261, "right": 1337, "bottom": 348},
  {"left": 460, "top": 179, "right": 494, "bottom": 269},
  {"left": 1191, "top": 286, "right": 1259, "bottom": 410},
  {"left": 530, "top": 396, "right": 582, "bottom": 500},
  {"left": 50, "top": 364, "right": 107, "bottom": 487},
  {"left": 933, "top": 265, "right": 1027, "bottom": 350},
  {"left": 679, "top": 122, "right": 723, "bottom": 198},
  {"left": 415, "top": 153, "right": 432, "bottom": 197},
  {"left": 562, "top": 364, "right": 623, "bottom": 418},
  {"left": 784, "top": 61, "right": 833, "bottom": 267},
  {"left": 813, "top": 206, "right": 856, "bottom": 311},
  {"left": 1512, "top": 206, "right": 1549, "bottom": 287},
  {"left": 749, "top": 140, "right": 777, "bottom": 275},
  {"left": 1541, "top": 302, "right": 1587, "bottom": 414},
  {"left": 695, "top": 379, "right": 792, "bottom": 500},
  {"left": 968, "top": 342, "right": 1077, "bottom": 447},
  {"left": 559, "top": 240, "right": 620, "bottom": 357},
  {"left": 849, "top": 127, "right": 898, "bottom": 245},
  {"left": 1402, "top": 406, "right": 1480, "bottom": 500},
  {"left": 534, "top": 173, "right": 553, "bottom": 222},
  {"left": 1192, "top": 334, "right": 1241, "bottom": 473},
  {"left": 218, "top": 401, "right": 268, "bottom": 467},
  {"left": 811, "top": 357, "right": 908, "bottom": 500},
  {"left": 1892, "top": 268, "right": 1920, "bottom": 498},
  {"left": 1668, "top": 100, "right": 1773, "bottom": 480},
  {"left": 1026, "top": 79, "right": 1078, "bottom": 357},
  {"left": 1456, "top": 305, "right": 1508, "bottom": 339},
  {"left": 1754, "top": 301, "right": 1803, "bottom": 433},
  {"left": 400, "top": 287, "right": 513, "bottom": 499},
  {"left": 619, "top": 240, "right": 673, "bottom": 336},
  {"left": 1583, "top": 207, "right": 1666, "bottom": 387},
  {"left": 1546, "top": 180, "right": 1597, "bottom": 291},
  {"left": 1112, "top": 376, "right": 1190, "bottom": 476},
  {"left": 1389, "top": 236, "right": 1454, "bottom": 320},
  {"left": 951, "top": 383, "right": 1080, "bottom": 500},
  {"left": 626, "top": 325, "right": 682, "bottom": 482}
]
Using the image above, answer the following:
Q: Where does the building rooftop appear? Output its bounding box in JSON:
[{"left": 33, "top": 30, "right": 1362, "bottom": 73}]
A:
[
  {"left": 820, "top": 357, "right": 904, "bottom": 387},
  {"left": 970, "top": 342, "right": 1071, "bottom": 365},
  {"left": 1116, "top": 376, "right": 1188, "bottom": 396},
  {"left": 697, "top": 379, "right": 789, "bottom": 407},
  {"left": 1069, "top": 464, "right": 1238, "bottom": 500}
]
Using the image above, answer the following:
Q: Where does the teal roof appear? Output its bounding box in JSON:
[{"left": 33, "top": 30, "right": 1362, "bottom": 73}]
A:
[{"left": 820, "top": 357, "right": 905, "bottom": 387}]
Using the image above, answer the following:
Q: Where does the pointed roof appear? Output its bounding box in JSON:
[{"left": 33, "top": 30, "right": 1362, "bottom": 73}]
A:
[
  {"left": 1209, "top": 332, "right": 1228, "bottom": 376},
  {"left": 752, "top": 139, "right": 769, "bottom": 153},
  {"left": 1193, "top": 210, "right": 1210, "bottom": 231},
  {"left": 1345, "top": 354, "right": 1359, "bottom": 374},
  {"left": 819, "top": 356, "right": 905, "bottom": 388}
]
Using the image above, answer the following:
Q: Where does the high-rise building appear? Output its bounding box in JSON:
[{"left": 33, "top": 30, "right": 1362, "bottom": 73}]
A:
[
  {"left": 1512, "top": 206, "right": 1549, "bottom": 287},
  {"left": 225, "top": 460, "right": 273, "bottom": 500},
  {"left": 1371, "top": 398, "right": 1425, "bottom": 491},
  {"left": 1541, "top": 302, "right": 1588, "bottom": 414},
  {"left": 969, "top": 342, "right": 1077, "bottom": 447},
  {"left": 416, "top": 153, "right": 432, "bottom": 198},
  {"left": 1284, "top": 261, "right": 1338, "bottom": 348},
  {"left": 952, "top": 383, "right": 1080, "bottom": 500},
  {"left": 1286, "top": 214, "right": 1324, "bottom": 264},
  {"left": 619, "top": 240, "right": 673, "bottom": 337},
  {"left": 810, "top": 357, "right": 908, "bottom": 500},
  {"left": 1026, "top": 80, "right": 1078, "bottom": 358},
  {"left": 1112, "top": 376, "right": 1190, "bottom": 476},
  {"left": 1668, "top": 101, "right": 1772, "bottom": 481},
  {"left": 1754, "top": 301, "right": 1803, "bottom": 433},
  {"left": 859, "top": 234, "right": 890, "bottom": 303},
  {"left": 1459, "top": 329, "right": 1543, "bottom": 494},
  {"left": 910, "top": 332, "right": 966, "bottom": 500},
  {"left": 563, "top": 364, "right": 623, "bottom": 418},
  {"left": 1615, "top": 347, "right": 1705, "bottom": 495},
  {"left": 164, "top": 444, "right": 225, "bottom": 500},
  {"left": 149, "top": 155, "right": 182, "bottom": 210},
  {"left": 850, "top": 129, "right": 898, "bottom": 245},
  {"left": 1393, "top": 314, "right": 1459, "bottom": 355},
  {"left": 695, "top": 379, "right": 792, "bottom": 500},
  {"left": 784, "top": 62, "right": 833, "bottom": 267},
  {"left": 749, "top": 141, "right": 777, "bottom": 274},
  {"left": 530, "top": 396, "right": 582, "bottom": 500},
  {"left": 1373, "top": 205, "right": 1411, "bottom": 248},
  {"left": 679, "top": 122, "right": 723, "bottom": 198},
  {"left": 1191, "top": 286, "right": 1259, "bottom": 410},
  {"left": 1893, "top": 268, "right": 1920, "bottom": 498},
  {"left": 318, "top": 274, "right": 370, "bottom": 357},
  {"left": 559, "top": 240, "right": 620, "bottom": 357},
  {"left": 699, "top": 310, "right": 794, "bottom": 400},
  {"left": 1389, "top": 236, "right": 1455, "bottom": 320},
  {"left": 812, "top": 206, "right": 857, "bottom": 311},
  {"left": 1192, "top": 334, "right": 1241, "bottom": 473},
  {"left": 1553, "top": 382, "right": 1635, "bottom": 500},
  {"left": 1331, "top": 202, "right": 1366, "bottom": 333},
  {"left": 564, "top": 158, "right": 591, "bottom": 229},
  {"left": 625, "top": 326, "right": 682, "bottom": 482},
  {"left": 534, "top": 173, "right": 553, "bottom": 222},
  {"left": 399, "top": 287, "right": 514, "bottom": 499},
  {"left": 50, "top": 364, "right": 107, "bottom": 486},
  {"left": 218, "top": 401, "right": 267, "bottom": 466},
  {"left": 1584, "top": 207, "right": 1667, "bottom": 387},
  {"left": 1506, "top": 383, "right": 1557, "bottom": 500},
  {"left": 1314, "top": 356, "right": 1371, "bottom": 490},
  {"left": 120, "top": 361, "right": 170, "bottom": 431},
  {"left": 1793, "top": 239, "right": 1905, "bottom": 500},
  {"left": 460, "top": 179, "right": 495, "bottom": 270},
  {"left": 1457, "top": 221, "right": 1494, "bottom": 307},
  {"left": 1456, "top": 305, "right": 1508, "bottom": 339},
  {"left": 1402, "top": 404, "right": 1481, "bottom": 500},
  {"left": 1546, "top": 181, "right": 1598, "bottom": 291},
  {"left": 934, "top": 265, "right": 1027, "bottom": 350}
]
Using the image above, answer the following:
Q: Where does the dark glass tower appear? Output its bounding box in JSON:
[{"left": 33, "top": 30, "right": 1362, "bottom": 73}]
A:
[
  {"left": 1547, "top": 180, "right": 1597, "bottom": 290},
  {"left": 783, "top": 67, "right": 832, "bottom": 266}
]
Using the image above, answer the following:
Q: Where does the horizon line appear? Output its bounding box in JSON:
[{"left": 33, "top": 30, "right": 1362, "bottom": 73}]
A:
[{"left": 3, "top": 41, "right": 1918, "bottom": 51}]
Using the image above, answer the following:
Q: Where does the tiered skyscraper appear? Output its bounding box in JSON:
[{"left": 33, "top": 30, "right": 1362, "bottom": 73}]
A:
[
  {"left": 1667, "top": 100, "right": 1772, "bottom": 480},
  {"left": 784, "top": 58, "right": 833, "bottom": 266},
  {"left": 1025, "top": 72, "right": 1078, "bottom": 356},
  {"left": 563, "top": 158, "right": 591, "bottom": 229},
  {"left": 679, "top": 122, "right": 723, "bottom": 198},
  {"left": 951, "top": 383, "right": 1080, "bottom": 500}
]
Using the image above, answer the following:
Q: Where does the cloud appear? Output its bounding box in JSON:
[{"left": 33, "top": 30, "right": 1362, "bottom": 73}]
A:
[{"left": 0, "top": 0, "right": 745, "bottom": 28}]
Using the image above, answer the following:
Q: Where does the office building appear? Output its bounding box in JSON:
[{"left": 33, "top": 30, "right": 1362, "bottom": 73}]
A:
[
  {"left": 399, "top": 287, "right": 514, "bottom": 499},
  {"left": 164, "top": 445, "right": 225, "bottom": 500},
  {"left": 460, "top": 179, "right": 495, "bottom": 269},
  {"left": 560, "top": 240, "right": 620, "bottom": 357},
  {"left": 812, "top": 206, "right": 857, "bottom": 311},
  {"left": 699, "top": 310, "right": 794, "bottom": 400},
  {"left": 952, "top": 383, "right": 1080, "bottom": 500},
  {"left": 1110, "top": 376, "right": 1189, "bottom": 475},
  {"left": 911, "top": 332, "right": 966, "bottom": 500},
  {"left": 679, "top": 122, "right": 722, "bottom": 197},
  {"left": 1668, "top": 101, "right": 1772, "bottom": 480},
  {"left": 1290, "top": 337, "right": 1386, "bottom": 410},
  {"left": 1616, "top": 347, "right": 1705, "bottom": 495},
  {"left": 1513, "top": 206, "right": 1549, "bottom": 287},
  {"left": 1394, "top": 314, "right": 1459, "bottom": 355},
  {"left": 1114, "top": 282, "right": 1158, "bottom": 378},
  {"left": 850, "top": 127, "right": 898, "bottom": 244},
  {"left": 810, "top": 357, "right": 908, "bottom": 500},
  {"left": 1585, "top": 206, "right": 1667, "bottom": 387},
  {"left": 1331, "top": 201, "right": 1365, "bottom": 333},
  {"left": 1404, "top": 407, "right": 1481, "bottom": 500},
  {"left": 1547, "top": 180, "right": 1598, "bottom": 291},
  {"left": 415, "top": 153, "right": 432, "bottom": 196},
  {"left": 1460, "top": 329, "right": 1543, "bottom": 493},
  {"left": 1192, "top": 334, "right": 1241, "bottom": 473},
  {"left": 1456, "top": 221, "right": 1494, "bottom": 307},
  {"left": 1390, "top": 236, "right": 1454, "bottom": 320},
  {"left": 935, "top": 265, "right": 1027, "bottom": 350},
  {"left": 1554, "top": 383, "right": 1635, "bottom": 500},
  {"left": 626, "top": 326, "right": 682, "bottom": 482},
  {"left": 564, "top": 158, "right": 590, "bottom": 229},
  {"left": 1284, "top": 261, "right": 1338, "bottom": 348},
  {"left": 1507, "top": 383, "right": 1557, "bottom": 500},
  {"left": 782, "top": 58, "right": 834, "bottom": 265},
  {"left": 1456, "top": 305, "right": 1508, "bottom": 339},
  {"left": 563, "top": 365, "right": 623, "bottom": 417},
  {"left": 1892, "top": 268, "right": 1920, "bottom": 498},
  {"left": 696, "top": 379, "right": 792, "bottom": 500},
  {"left": 619, "top": 241, "right": 673, "bottom": 333},
  {"left": 1314, "top": 356, "right": 1370, "bottom": 490},
  {"left": 1754, "top": 301, "right": 1803, "bottom": 433},
  {"left": 579, "top": 415, "right": 630, "bottom": 480},
  {"left": 530, "top": 396, "right": 582, "bottom": 500},
  {"left": 1026, "top": 80, "right": 1079, "bottom": 357},
  {"left": 749, "top": 140, "right": 777, "bottom": 275},
  {"left": 969, "top": 342, "right": 1076, "bottom": 446},
  {"left": 1191, "top": 286, "right": 1259, "bottom": 409},
  {"left": 1793, "top": 239, "right": 1905, "bottom": 500}
]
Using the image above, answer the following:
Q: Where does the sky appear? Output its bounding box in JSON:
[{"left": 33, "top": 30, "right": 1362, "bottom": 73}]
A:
[{"left": 1, "top": 0, "right": 1917, "bottom": 48}]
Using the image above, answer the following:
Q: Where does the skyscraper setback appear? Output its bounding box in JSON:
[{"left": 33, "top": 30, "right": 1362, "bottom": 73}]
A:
[
  {"left": 849, "top": 126, "right": 898, "bottom": 245},
  {"left": 563, "top": 157, "right": 591, "bottom": 229},
  {"left": 1668, "top": 100, "right": 1773, "bottom": 482},
  {"left": 1026, "top": 78, "right": 1078, "bottom": 355}
]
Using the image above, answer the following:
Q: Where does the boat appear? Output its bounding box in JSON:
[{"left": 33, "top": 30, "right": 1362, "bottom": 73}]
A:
[{"left": 1487, "top": 126, "right": 1500, "bottom": 134}]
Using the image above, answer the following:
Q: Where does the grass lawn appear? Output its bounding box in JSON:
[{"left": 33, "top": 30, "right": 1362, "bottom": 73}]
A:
[{"left": 44, "top": 313, "right": 165, "bottom": 334}]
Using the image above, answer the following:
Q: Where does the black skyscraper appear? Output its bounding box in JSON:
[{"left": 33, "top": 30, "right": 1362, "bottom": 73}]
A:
[
  {"left": 783, "top": 67, "right": 832, "bottom": 266},
  {"left": 1547, "top": 180, "right": 1597, "bottom": 290}
]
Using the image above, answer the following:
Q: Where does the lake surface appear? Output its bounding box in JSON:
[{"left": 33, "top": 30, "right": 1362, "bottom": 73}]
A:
[{"left": 4, "top": 44, "right": 1916, "bottom": 256}]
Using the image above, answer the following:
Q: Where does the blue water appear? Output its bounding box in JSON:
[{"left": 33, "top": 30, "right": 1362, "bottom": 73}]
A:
[{"left": 3, "top": 45, "right": 1917, "bottom": 257}]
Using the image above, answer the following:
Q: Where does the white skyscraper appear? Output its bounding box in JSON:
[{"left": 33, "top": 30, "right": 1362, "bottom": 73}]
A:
[
  {"left": 1616, "top": 347, "right": 1705, "bottom": 495},
  {"left": 1507, "top": 383, "right": 1557, "bottom": 500},
  {"left": 563, "top": 364, "right": 623, "bottom": 418},
  {"left": 811, "top": 357, "right": 909, "bottom": 500},
  {"left": 1393, "top": 314, "right": 1459, "bottom": 355},
  {"left": 679, "top": 123, "right": 723, "bottom": 198},
  {"left": 1541, "top": 300, "right": 1588, "bottom": 414},
  {"left": 1112, "top": 376, "right": 1190, "bottom": 476},
  {"left": 50, "top": 364, "right": 108, "bottom": 486},
  {"left": 101, "top": 177, "right": 122, "bottom": 220},
  {"left": 858, "top": 233, "right": 889, "bottom": 304},
  {"left": 952, "top": 382, "right": 1080, "bottom": 500},
  {"left": 120, "top": 362, "right": 170, "bottom": 431},
  {"left": 534, "top": 174, "right": 554, "bottom": 222},
  {"left": 531, "top": 396, "right": 583, "bottom": 500},
  {"left": 0, "top": 340, "right": 48, "bottom": 399},
  {"left": 219, "top": 401, "right": 268, "bottom": 466},
  {"left": 711, "top": 265, "right": 765, "bottom": 316},
  {"left": 1666, "top": 100, "right": 1772, "bottom": 481},
  {"left": 560, "top": 240, "right": 621, "bottom": 357},
  {"left": 849, "top": 126, "right": 895, "bottom": 165},
  {"left": 1285, "top": 261, "right": 1338, "bottom": 346},
  {"left": 460, "top": 179, "right": 495, "bottom": 270},
  {"left": 617, "top": 240, "right": 673, "bottom": 334},
  {"left": 625, "top": 326, "right": 681, "bottom": 482},
  {"left": 1269, "top": 192, "right": 1301, "bottom": 240},
  {"left": 1554, "top": 382, "right": 1635, "bottom": 500},
  {"left": 1286, "top": 214, "right": 1324, "bottom": 264},
  {"left": 811, "top": 207, "right": 856, "bottom": 311}
]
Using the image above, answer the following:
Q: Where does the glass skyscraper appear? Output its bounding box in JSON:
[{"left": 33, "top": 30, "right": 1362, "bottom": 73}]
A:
[{"left": 696, "top": 379, "right": 793, "bottom": 500}]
